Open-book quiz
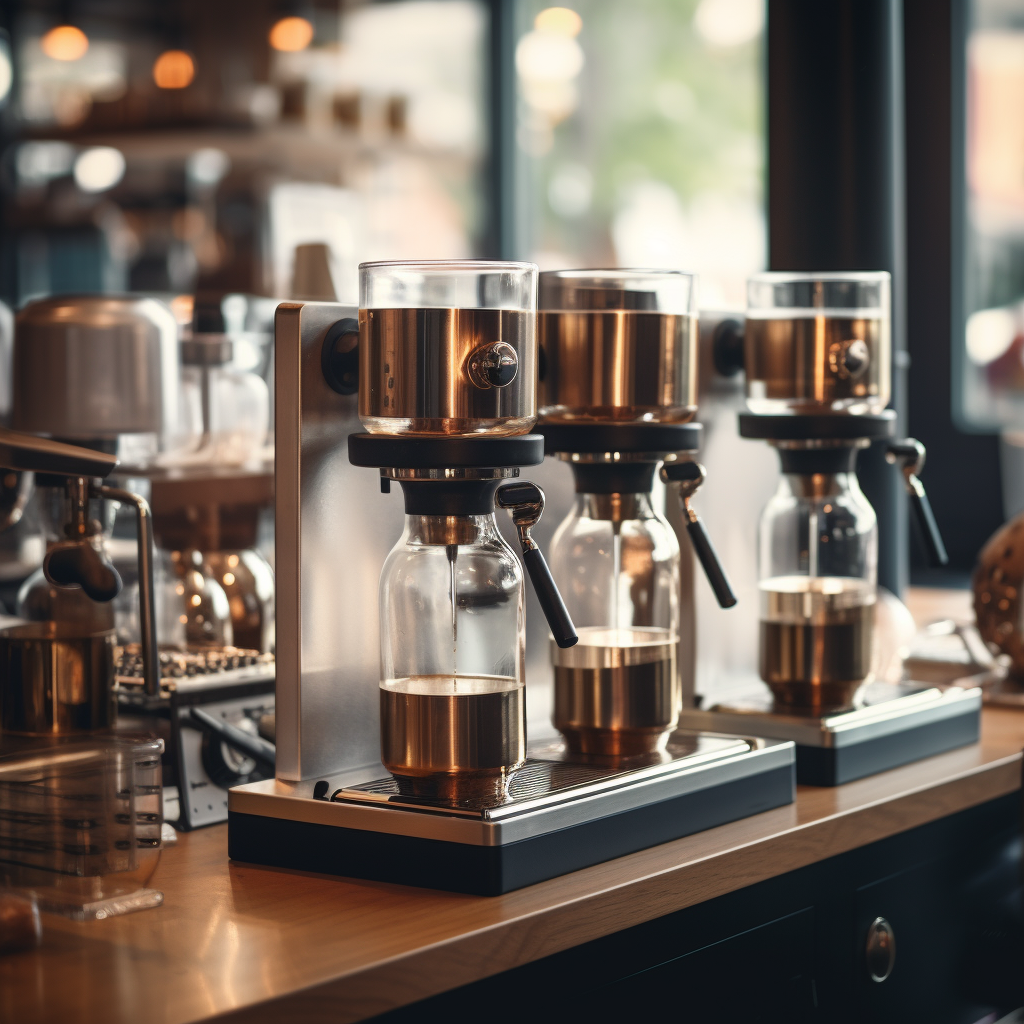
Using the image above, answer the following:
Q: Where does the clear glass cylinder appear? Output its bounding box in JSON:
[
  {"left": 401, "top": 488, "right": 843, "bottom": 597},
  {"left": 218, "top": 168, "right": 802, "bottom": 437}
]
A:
[
  {"left": 378, "top": 512, "right": 526, "bottom": 802},
  {"left": 548, "top": 487, "right": 680, "bottom": 757},
  {"left": 757, "top": 465, "right": 878, "bottom": 709},
  {"left": 538, "top": 269, "right": 699, "bottom": 423},
  {"left": 745, "top": 271, "right": 891, "bottom": 415},
  {"left": 358, "top": 259, "right": 538, "bottom": 437}
]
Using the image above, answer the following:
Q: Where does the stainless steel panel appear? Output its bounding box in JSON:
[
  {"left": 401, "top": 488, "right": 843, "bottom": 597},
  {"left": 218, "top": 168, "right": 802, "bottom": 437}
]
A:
[
  {"left": 231, "top": 735, "right": 795, "bottom": 845},
  {"left": 680, "top": 684, "right": 982, "bottom": 747},
  {"left": 12, "top": 296, "right": 179, "bottom": 439}
]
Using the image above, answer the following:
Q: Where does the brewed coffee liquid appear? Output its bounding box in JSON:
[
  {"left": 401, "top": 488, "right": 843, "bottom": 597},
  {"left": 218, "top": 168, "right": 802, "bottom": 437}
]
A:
[
  {"left": 759, "top": 576, "right": 875, "bottom": 708},
  {"left": 360, "top": 307, "right": 535, "bottom": 435},
  {"left": 539, "top": 311, "right": 697, "bottom": 421},
  {"left": 553, "top": 626, "right": 678, "bottom": 756},
  {"left": 380, "top": 675, "right": 526, "bottom": 797},
  {"left": 744, "top": 314, "right": 889, "bottom": 414}
]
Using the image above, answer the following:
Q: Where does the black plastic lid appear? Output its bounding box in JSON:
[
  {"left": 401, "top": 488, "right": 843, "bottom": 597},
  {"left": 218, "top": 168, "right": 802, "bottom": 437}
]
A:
[
  {"left": 398, "top": 479, "right": 502, "bottom": 516},
  {"left": 348, "top": 433, "right": 545, "bottom": 470},
  {"left": 738, "top": 410, "right": 896, "bottom": 442},
  {"left": 539, "top": 421, "right": 702, "bottom": 455},
  {"left": 569, "top": 462, "right": 659, "bottom": 495}
]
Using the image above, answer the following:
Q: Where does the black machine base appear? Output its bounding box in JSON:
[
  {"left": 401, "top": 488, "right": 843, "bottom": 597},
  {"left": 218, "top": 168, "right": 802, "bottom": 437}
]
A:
[
  {"left": 794, "top": 707, "right": 980, "bottom": 785},
  {"left": 227, "top": 762, "right": 794, "bottom": 895}
]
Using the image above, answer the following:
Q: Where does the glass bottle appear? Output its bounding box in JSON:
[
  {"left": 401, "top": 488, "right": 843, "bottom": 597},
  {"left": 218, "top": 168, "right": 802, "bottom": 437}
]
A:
[
  {"left": 548, "top": 467, "right": 680, "bottom": 757},
  {"left": 757, "top": 449, "right": 878, "bottom": 710},
  {"left": 378, "top": 510, "right": 526, "bottom": 803}
]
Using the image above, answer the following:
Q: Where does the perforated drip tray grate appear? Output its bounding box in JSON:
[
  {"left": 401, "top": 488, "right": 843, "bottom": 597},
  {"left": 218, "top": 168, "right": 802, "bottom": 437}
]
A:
[{"left": 334, "top": 732, "right": 757, "bottom": 821}]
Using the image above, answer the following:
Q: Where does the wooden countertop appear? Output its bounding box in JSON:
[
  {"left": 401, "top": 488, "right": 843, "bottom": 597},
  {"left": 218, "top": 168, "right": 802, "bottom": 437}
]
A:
[{"left": 4, "top": 588, "right": 1021, "bottom": 1024}]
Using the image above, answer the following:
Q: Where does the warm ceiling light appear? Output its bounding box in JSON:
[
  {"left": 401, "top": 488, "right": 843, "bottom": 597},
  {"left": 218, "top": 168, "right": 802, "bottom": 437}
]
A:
[
  {"left": 153, "top": 49, "right": 195, "bottom": 89},
  {"left": 269, "top": 15, "right": 314, "bottom": 52},
  {"left": 534, "top": 7, "right": 582, "bottom": 37},
  {"left": 41, "top": 24, "right": 89, "bottom": 61}
]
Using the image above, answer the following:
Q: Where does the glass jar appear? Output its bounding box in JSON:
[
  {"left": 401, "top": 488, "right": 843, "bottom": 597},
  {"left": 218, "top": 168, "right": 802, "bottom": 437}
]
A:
[
  {"left": 548, "top": 469, "right": 680, "bottom": 757},
  {"left": 358, "top": 260, "right": 538, "bottom": 437},
  {"left": 745, "top": 271, "right": 891, "bottom": 415},
  {"left": 538, "top": 269, "right": 698, "bottom": 423},
  {"left": 378, "top": 509, "right": 526, "bottom": 802},
  {"left": 757, "top": 448, "right": 878, "bottom": 710}
]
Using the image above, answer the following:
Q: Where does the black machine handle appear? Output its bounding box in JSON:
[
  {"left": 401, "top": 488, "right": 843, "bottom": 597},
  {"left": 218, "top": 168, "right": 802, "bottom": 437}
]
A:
[
  {"left": 496, "top": 481, "right": 578, "bottom": 649},
  {"left": 190, "top": 707, "right": 276, "bottom": 771},
  {"left": 886, "top": 440, "right": 949, "bottom": 568},
  {"left": 661, "top": 461, "right": 738, "bottom": 609}
]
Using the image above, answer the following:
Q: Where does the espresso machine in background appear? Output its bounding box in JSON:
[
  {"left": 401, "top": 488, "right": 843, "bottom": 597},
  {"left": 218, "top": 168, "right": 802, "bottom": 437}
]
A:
[
  {"left": 683, "top": 273, "right": 981, "bottom": 785},
  {"left": 228, "top": 261, "right": 795, "bottom": 895},
  {"left": 8, "top": 295, "right": 275, "bottom": 830},
  {"left": 0, "top": 427, "right": 164, "bottom": 919}
]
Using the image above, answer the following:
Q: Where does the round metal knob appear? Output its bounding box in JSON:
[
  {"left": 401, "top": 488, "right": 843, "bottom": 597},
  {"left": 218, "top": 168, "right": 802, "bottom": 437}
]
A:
[
  {"left": 865, "top": 916, "right": 896, "bottom": 983},
  {"left": 467, "top": 341, "right": 518, "bottom": 389},
  {"left": 830, "top": 338, "right": 870, "bottom": 379}
]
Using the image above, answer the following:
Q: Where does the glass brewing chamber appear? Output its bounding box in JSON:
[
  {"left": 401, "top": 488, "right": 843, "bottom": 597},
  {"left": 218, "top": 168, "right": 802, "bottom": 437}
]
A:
[
  {"left": 745, "top": 272, "right": 891, "bottom": 415},
  {"left": 538, "top": 269, "right": 698, "bottom": 423},
  {"left": 359, "top": 260, "right": 537, "bottom": 437},
  {"left": 548, "top": 466, "right": 680, "bottom": 757},
  {"left": 757, "top": 449, "right": 878, "bottom": 710},
  {"left": 378, "top": 506, "right": 526, "bottom": 802}
]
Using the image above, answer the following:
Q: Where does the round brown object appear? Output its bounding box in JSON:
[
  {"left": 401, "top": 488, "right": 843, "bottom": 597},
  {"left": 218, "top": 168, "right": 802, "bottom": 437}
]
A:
[
  {"left": 973, "top": 512, "right": 1024, "bottom": 675},
  {"left": 0, "top": 892, "right": 42, "bottom": 953}
]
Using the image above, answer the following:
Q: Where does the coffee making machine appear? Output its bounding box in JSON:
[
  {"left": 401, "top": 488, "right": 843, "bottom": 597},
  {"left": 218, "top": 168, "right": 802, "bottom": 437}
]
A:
[
  {"left": 229, "top": 261, "right": 795, "bottom": 895},
  {"left": 0, "top": 427, "right": 165, "bottom": 919},
  {"left": 9, "top": 294, "right": 274, "bottom": 829},
  {"left": 682, "top": 272, "right": 981, "bottom": 784},
  {"left": 536, "top": 270, "right": 738, "bottom": 758}
]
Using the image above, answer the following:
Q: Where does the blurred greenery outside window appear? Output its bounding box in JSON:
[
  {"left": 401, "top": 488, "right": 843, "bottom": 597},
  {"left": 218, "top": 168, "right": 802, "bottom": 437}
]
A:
[{"left": 513, "top": 0, "right": 765, "bottom": 308}]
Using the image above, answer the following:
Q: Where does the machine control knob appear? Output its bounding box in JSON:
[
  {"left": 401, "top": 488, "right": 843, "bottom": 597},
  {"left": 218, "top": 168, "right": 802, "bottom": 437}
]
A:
[
  {"left": 468, "top": 342, "right": 518, "bottom": 389},
  {"left": 865, "top": 916, "right": 896, "bottom": 983},
  {"left": 830, "top": 338, "right": 870, "bottom": 379}
]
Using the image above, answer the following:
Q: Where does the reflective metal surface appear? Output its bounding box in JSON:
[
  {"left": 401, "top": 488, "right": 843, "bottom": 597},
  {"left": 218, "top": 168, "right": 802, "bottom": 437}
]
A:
[
  {"left": 0, "top": 622, "right": 117, "bottom": 735},
  {"left": 553, "top": 627, "right": 679, "bottom": 757},
  {"left": 359, "top": 307, "right": 536, "bottom": 436},
  {"left": 539, "top": 311, "right": 698, "bottom": 422},
  {"left": 744, "top": 313, "right": 890, "bottom": 414},
  {"left": 232, "top": 732, "right": 792, "bottom": 844},
  {"left": 12, "top": 296, "right": 180, "bottom": 439},
  {"left": 681, "top": 683, "right": 982, "bottom": 748}
]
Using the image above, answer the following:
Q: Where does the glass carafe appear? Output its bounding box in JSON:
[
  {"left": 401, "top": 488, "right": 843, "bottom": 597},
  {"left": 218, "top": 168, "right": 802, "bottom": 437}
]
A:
[
  {"left": 378, "top": 511, "right": 526, "bottom": 802},
  {"left": 757, "top": 450, "right": 878, "bottom": 710},
  {"left": 548, "top": 472, "right": 680, "bottom": 757}
]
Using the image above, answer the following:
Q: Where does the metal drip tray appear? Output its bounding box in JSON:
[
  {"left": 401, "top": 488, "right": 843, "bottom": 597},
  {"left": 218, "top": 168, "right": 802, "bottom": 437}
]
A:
[
  {"left": 681, "top": 682, "right": 982, "bottom": 786},
  {"left": 228, "top": 732, "right": 796, "bottom": 895},
  {"left": 336, "top": 733, "right": 756, "bottom": 819}
]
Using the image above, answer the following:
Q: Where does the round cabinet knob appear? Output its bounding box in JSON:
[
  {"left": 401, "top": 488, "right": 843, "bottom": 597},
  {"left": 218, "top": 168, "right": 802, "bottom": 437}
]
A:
[
  {"left": 468, "top": 341, "right": 518, "bottom": 389},
  {"left": 865, "top": 916, "right": 896, "bottom": 983},
  {"left": 829, "top": 338, "right": 871, "bottom": 379}
]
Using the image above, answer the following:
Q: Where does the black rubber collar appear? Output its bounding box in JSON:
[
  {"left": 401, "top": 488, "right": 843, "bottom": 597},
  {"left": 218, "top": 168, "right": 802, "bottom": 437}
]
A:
[
  {"left": 539, "top": 421, "right": 702, "bottom": 455},
  {"left": 738, "top": 410, "right": 896, "bottom": 441},
  {"left": 349, "top": 432, "right": 544, "bottom": 470}
]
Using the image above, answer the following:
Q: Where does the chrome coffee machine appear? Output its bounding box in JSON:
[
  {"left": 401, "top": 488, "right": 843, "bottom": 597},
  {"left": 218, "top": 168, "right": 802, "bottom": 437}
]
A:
[
  {"left": 683, "top": 272, "right": 981, "bottom": 784},
  {"left": 228, "top": 262, "right": 795, "bottom": 894},
  {"left": 536, "top": 270, "right": 737, "bottom": 758},
  {"left": 9, "top": 295, "right": 274, "bottom": 830}
]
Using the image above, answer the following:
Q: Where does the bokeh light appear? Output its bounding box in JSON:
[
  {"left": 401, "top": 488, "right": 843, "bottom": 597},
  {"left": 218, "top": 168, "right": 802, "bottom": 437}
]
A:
[
  {"left": 41, "top": 25, "right": 89, "bottom": 62},
  {"left": 153, "top": 50, "right": 195, "bottom": 90},
  {"left": 534, "top": 7, "right": 582, "bottom": 37},
  {"left": 73, "top": 146, "right": 126, "bottom": 193},
  {"left": 269, "top": 16, "right": 314, "bottom": 52}
]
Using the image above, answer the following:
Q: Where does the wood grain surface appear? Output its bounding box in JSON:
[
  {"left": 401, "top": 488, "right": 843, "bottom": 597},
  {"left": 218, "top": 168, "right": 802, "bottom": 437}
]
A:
[{"left": 2, "top": 588, "right": 1020, "bottom": 1024}]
